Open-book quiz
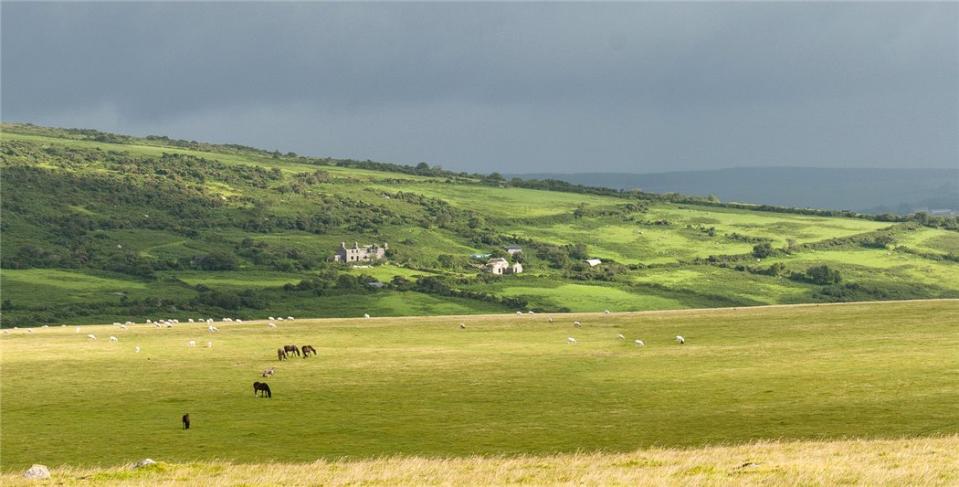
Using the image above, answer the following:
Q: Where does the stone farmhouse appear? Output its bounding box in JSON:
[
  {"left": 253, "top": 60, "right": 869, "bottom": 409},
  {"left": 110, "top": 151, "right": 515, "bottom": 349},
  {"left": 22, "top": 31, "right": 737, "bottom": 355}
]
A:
[
  {"left": 333, "top": 242, "right": 388, "bottom": 263},
  {"left": 486, "top": 257, "right": 523, "bottom": 275}
]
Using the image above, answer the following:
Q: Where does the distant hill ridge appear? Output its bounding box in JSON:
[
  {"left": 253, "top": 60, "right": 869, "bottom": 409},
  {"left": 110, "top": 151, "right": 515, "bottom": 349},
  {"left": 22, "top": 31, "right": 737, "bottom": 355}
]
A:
[{"left": 510, "top": 167, "right": 959, "bottom": 215}]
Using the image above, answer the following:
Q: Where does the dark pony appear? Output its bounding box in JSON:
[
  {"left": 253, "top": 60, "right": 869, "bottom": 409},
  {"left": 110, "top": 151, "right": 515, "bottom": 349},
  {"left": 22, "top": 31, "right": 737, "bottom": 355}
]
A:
[
  {"left": 277, "top": 348, "right": 288, "bottom": 361},
  {"left": 301, "top": 345, "right": 317, "bottom": 358},
  {"left": 182, "top": 413, "right": 190, "bottom": 429},
  {"left": 253, "top": 381, "right": 272, "bottom": 398},
  {"left": 283, "top": 344, "right": 301, "bottom": 357}
]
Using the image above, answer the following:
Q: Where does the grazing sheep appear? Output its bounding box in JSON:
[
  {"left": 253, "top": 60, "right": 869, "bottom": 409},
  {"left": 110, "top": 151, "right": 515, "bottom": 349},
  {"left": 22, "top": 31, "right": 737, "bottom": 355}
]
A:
[
  {"left": 208, "top": 325, "right": 219, "bottom": 333},
  {"left": 269, "top": 316, "right": 276, "bottom": 321},
  {"left": 135, "top": 346, "right": 141, "bottom": 353},
  {"left": 87, "top": 334, "right": 97, "bottom": 341},
  {"left": 567, "top": 337, "right": 577, "bottom": 344},
  {"left": 573, "top": 321, "right": 582, "bottom": 328},
  {"left": 188, "top": 340, "right": 196, "bottom": 348},
  {"left": 146, "top": 320, "right": 153, "bottom": 324},
  {"left": 267, "top": 322, "right": 277, "bottom": 328},
  {"left": 548, "top": 316, "right": 554, "bottom": 323},
  {"left": 125, "top": 321, "right": 133, "bottom": 326},
  {"left": 459, "top": 323, "right": 466, "bottom": 329},
  {"left": 617, "top": 334, "right": 625, "bottom": 340},
  {"left": 363, "top": 313, "right": 370, "bottom": 319},
  {"left": 635, "top": 339, "right": 645, "bottom": 347},
  {"left": 224, "top": 318, "right": 233, "bottom": 322},
  {"left": 287, "top": 316, "right": 295, "bottom": 320},
  {"left": 109, "top": 336, "right": 119, "bottom": 343},
  {"left": 604, "top": 309, "right": 610, "bottom": 315},
  {"left": 206, "top": 319, "right": 214, "bottom": 324},
  {"left": 675, "top": 336, "right": 685, "bottom": 344},
  {"left": 188, "top": 319, "right": 195, "bottom": 323},
  {"left": 236, "top": 319, "right": 243, "bottom": 323},
  {"left": 277, "top": 317, "right": 284, "bottom": 321},
  {"left": 516, "top": 311, "right": 523, "bottom": 315},
  {"left": 206, "top": 341, "right": 213, "bottom": 348},
  {"left": 75, "top": 327, "right": 81, "bottom": 333},
  {"left": 154, "top": 323, "right": 161, "bottom": 328},
  {"left": 120, "top": 324, "right": 128, "bottom": 330},
  {"left": 528, "top": 310, "right": 535, "bottom": 315},
  {"left": 113, "top": 322, "right": 122, "bottom": 326}
]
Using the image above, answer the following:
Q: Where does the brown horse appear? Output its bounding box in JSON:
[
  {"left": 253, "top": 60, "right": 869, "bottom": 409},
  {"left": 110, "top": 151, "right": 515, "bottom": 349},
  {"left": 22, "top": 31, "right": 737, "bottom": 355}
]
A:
[
  {"left": 253, "top": 381, "right": 272, "bottom": 398},
  {"left": 283, "top": 344, "right": 300, "bottom": 357},
  {"left": 277, "top": 348, "right": 288, "bottom": 361},
  {"left": 301, "top": 345, "right": 317, "bottom": 358}
]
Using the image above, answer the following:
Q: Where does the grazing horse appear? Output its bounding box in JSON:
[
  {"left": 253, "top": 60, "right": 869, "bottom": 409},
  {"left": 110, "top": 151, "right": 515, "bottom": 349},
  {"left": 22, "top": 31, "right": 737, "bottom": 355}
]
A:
[
  {"left": 301, "top": 345, "right": 317, "bottom": 358},
  {"left": 182, "top": 413, "right": 191, "bottom": 430},
  {"left": 253, "top": 382, "right": 272, "bottom": 398},
  {"left": 283, "top": 344, "right": 300, "bottom": 357},
  {"left": 277, "top": 348, "right": 288, "bottom": 361}
]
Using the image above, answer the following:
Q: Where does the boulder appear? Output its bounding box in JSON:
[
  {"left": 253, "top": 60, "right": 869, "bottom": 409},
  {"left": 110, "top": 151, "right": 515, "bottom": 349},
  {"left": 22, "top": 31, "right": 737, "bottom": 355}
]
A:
[
  {"left": 23, "top": 464, "right": 51, "bottom": 479},
  {"left": 134, "top": 458, "right": 157, "bottom": 469}
]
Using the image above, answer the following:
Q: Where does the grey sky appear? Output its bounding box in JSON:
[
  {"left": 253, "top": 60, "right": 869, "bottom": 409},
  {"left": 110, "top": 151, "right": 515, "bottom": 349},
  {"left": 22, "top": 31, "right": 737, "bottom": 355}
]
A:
[{"left": 3, "top": 2, "right": 957, "bottom": 173}]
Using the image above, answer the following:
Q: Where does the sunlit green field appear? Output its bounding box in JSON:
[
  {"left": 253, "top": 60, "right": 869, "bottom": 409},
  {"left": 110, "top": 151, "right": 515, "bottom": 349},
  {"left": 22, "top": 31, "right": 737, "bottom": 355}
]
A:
[{"left": 2, "top": 301, "right": 957, "bottom": 471}]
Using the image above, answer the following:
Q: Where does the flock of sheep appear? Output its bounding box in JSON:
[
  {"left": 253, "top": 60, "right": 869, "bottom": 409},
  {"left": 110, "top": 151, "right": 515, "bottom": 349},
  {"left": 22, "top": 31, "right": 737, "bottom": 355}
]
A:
[
  {"left": 14, "top": 310, "right": 689, "bottom": 354},
  {"left": 75, "top": 316, "right": 298, "bottom": 353}
]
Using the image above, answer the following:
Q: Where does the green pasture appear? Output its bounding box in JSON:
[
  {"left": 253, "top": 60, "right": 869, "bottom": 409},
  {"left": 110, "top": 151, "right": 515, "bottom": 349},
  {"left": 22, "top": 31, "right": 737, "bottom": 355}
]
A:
[
  {"left": 2, "top": 301, "right": 957, "bottom": 470},
  {"left": 0, "top": 269, "right": 191, "bottom": 308}
]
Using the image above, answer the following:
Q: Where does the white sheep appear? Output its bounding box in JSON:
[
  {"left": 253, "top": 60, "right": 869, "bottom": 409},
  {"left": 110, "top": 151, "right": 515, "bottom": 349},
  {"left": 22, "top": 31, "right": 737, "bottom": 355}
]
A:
[
  {"left": 573, "top": 321, "right": 582, "bottom": 328},
  {"left": 459, "top": 323, "right": 466, "bottom": 329},
  {"left": 516, "top": 311, "right": 523, "bottom": 315},
  {"left": 548, "top": 316, "right": 554, "bottom": 323},
  {"left": 208, "top": 325, "right": 219, "bottom": 333},
  {"left": 75, "top": 327, "right": 81, "bottom": 333},
  {"left": 267, "top": 322, "right": 277, "bottom": 328},
  {"left": 146, "top": 319, "right": 153, "bottom": 324},
  {"left": 617, "top": 334, "right": 625, "bottom": 340},
  {"left": 135, "top": 346, "right": 141, "bottom": 353},
  {"left": 604, "top": 309, "right": 610, "bottom": 315},
  {"left": 206, "top": 341, "right": 213, "bottom": 348},
  {"left": 675, "top": 336, "right": 685, "bottom": 344},
  {"left": 287, "top": 316, "right": 294, "bottom": 321},
  {"left": 120, "top": 324, "right": 128, "bottom": 330},
  {"left": 567, "top": 337, "right": 577, "bottom": 344},
  {"left": 236, "top": 319, "right": 243, "bottom": 323},
  {"left": 635, "top": 339, "right": 645, "bottom": 347},
  {"left": 364, "top": 313, "right": 370, "bottom": 319},
  {"left": 109, "top": 336, "right": 118, "bottom": 343},
  {"left": 223, "top": 318, "right": 232, "bottom": 322},
  {"left": 188, "top": 340, "right": 196, "bottom": 347},
  {"left": 269, "top": 316, "right": 276, "bottom": 321},
  {"left": 125, "top": 321, "right": 133, "bottom": 326},
  {"left": 87, "top": 334, "right": 97, "bottom": 341},
  {"left": 113, "top": 322, "right": 121, "bottom": 326},
  {"left": 188, "top": 319, "right": 195, "bottom": 323}
]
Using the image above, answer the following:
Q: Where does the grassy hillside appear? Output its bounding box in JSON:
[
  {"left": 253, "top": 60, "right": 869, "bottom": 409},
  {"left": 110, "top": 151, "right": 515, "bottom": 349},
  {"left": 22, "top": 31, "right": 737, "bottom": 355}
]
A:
[
  {"left": 1, "top": 301, "right": 957, "bottom": 472},
  {"left": 3, "top": 436, "right": 956, "bottom": 486},
  {"left": 2, "top": 123, "right": 958, "bottom": 326}
]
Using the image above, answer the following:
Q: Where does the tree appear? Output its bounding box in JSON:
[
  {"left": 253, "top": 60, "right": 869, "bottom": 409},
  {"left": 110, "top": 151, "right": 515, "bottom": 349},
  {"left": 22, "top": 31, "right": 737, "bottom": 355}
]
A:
[
  {"left": 806, "top": 265, "right": 842, "bottom": 285},
  {"left": 752, "top": 242, "right": 774, "bottom": 258}
]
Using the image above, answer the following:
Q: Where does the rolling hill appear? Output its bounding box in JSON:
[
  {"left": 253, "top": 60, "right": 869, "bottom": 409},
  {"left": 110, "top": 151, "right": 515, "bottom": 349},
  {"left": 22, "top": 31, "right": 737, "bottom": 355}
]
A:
[{"left": 1, "top": 123, "right": 958, "bottom": 327}]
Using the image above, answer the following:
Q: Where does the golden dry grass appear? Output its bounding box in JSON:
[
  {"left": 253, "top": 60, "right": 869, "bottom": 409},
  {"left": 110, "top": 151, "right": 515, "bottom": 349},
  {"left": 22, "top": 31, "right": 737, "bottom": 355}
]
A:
[{"left": 3, "top": 436, "right": 956, "bottom": 486}]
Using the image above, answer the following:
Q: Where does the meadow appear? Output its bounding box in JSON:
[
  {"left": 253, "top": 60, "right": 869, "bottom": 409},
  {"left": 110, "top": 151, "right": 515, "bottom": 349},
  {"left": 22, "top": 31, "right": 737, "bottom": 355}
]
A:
[{"left": 2, "top": 300, "right": 957, "bottom": 475}]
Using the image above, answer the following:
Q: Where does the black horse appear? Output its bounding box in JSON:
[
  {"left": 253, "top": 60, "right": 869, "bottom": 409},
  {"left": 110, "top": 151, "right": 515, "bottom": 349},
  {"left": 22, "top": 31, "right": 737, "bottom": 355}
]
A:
[
  {"left": 277, "top": 348, "right": 288, "bottom": 361},
  {"left": 301, "top": 345, "right": 317, "bottom": 358},
  {"left": 283, "top": 344, "right": 301, "bottom": 357},
  {"left": 253, "top": 381, "right": 272, "bottom": 398},
  {"left": 182, "top": 413, "right": 190, "bottom": 429}
]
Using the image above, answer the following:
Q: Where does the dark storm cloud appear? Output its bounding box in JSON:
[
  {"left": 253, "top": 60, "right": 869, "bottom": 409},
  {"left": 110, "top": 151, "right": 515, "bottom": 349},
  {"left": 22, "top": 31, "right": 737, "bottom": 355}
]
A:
[{"left": 3, "top": 2, "right": 957, "bottom": 172}]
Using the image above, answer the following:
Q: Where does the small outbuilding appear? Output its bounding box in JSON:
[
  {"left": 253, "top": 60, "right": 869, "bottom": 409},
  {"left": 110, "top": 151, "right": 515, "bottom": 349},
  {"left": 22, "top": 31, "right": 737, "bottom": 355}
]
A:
[{"left": 585, "top": 258, "right": 603, "bottom": 267}]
